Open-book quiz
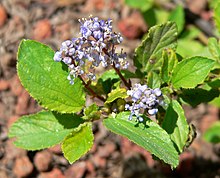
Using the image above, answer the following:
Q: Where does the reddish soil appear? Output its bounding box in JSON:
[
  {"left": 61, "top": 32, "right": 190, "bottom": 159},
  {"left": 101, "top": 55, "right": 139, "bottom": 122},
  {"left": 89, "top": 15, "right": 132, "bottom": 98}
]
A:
[{"left": 0, "top": 0, "right": 219, "bottom": 178}]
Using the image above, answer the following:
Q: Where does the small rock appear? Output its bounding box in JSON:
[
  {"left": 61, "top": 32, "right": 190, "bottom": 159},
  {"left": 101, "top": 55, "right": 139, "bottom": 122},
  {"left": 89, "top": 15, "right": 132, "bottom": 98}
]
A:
[
  {"left": 0, "top": 80, "right": 9, "bottom": 91},
  {"left": 65, "top": 162, "right": 86, "bottom": 178},
  {"left": 33, "top": 19, "right": 52, "bottom": 41},
  {"left": 34, "top": 150, "right": 52, "bottom": 172},
  {"left": 13, "top": 156, "right": 34, "bottom": 178},
  {"left": 0, "top": 53, "right": 14, "bottom": 70},
  {"left": 38, "top": 168, "right": 65, "bottom": 178},
  {"left": 0, "top": 171, "right": 8, "bottom": 178},
  {"left": 118, "top": 11, "right": 147, "bottom": 39},
  {"left": 92, "top": 154, "right": 106, "bottom": 168},
  {"left": 0, "top": 5, "right": 7, "bottom": 27},
  {"left": 55, "top": 23, "right": 71, "bottom": 40},
  {"left": 15, "top": 90, "right": 30, "bottom": 115},
  {"left": 86, "top": 160, "right": 95, "bottom": 177},
  {"left": 48, "top": 144, "right": 62, "bottom": 154},
  {"left": 10, "top": 75, "right": 24, "bottom": 96},
  {"left": 6, "top": 139, "right": 26, "bottom": 160},
  {"left": 97, "top": 142, "right": 116, "bottom": 158},
  {"left": 7, "top": 115, "right": 19, "bottom": 128}
]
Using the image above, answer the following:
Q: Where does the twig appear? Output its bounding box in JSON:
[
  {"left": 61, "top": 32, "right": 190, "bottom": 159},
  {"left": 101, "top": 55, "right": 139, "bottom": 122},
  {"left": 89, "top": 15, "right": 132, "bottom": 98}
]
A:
[{"left": 112, "top": 63, "right": 132, "bottom": 89}]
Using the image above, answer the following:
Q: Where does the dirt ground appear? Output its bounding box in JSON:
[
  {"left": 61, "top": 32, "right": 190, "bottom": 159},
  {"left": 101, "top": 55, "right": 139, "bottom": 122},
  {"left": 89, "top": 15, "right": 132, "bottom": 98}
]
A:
[{"left": 0, "top": 0, "right": 220, "bottom": 178}]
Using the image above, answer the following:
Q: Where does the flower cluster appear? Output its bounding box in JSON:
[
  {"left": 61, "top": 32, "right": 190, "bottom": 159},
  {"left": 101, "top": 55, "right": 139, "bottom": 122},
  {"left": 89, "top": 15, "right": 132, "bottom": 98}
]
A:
[
  {"left": 125, "top": 84, "right": 163, "bottom": 122},
  {"left": 54, "top": 16, "right": 129, "bottom": 84}
]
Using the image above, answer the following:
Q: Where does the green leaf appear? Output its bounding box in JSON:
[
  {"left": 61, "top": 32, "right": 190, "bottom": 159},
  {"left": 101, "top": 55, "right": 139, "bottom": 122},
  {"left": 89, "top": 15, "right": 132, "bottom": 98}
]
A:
[
  {"left": 125, "top": 0, "right": 153, "bottom": 12},
  {"left": 105, "top": 87, "right": 128, "bottom": 104},
  {"left": 180, "top": 88, "right": 220, "bottom": 107},
  {"left": 208, "top": 37, "right": 220, "bottom": 61},
  {"left": 147, "top": 71, "right": 161, "bottom": 89},
  {"left": 210, "top": 96, "right": 220, "bottom": 107},
  {"left": 203, "top": 121, "right": 220, "bottom": 143},
  {"left": 103, "top": 112, "right": 179, "bottom": 168},
  {"left": 177, "top": 39, "right": 205, "bottom": 58},
  {"left": 9, "top": 111, "right": 83, "bottom": 150},
  {"left": 134, "top": 22, "right": 178, "bottom": 73},
  {"left": 17, "top": 39, "right": 85, "bottom": 113},
  {"left": 160, "top": 49, "right": 178, "bottom": 83},
  {"left": 169, "top": 5, "right": 185, "bottom": 33},
  {"left": 214, "top": 2, "right": 220, "bottom": 32},
  {"left": 162, "top": 100, "right": 189, "bottom": 153},
  {"left": 62, "top": 122, "right": 94, "bottom": 164},
  {"left": 171, "top": 56, "right": 215, "bottom": 89},
  {"left": 83, "top": 104, "right": 101, "bottom": 121}
]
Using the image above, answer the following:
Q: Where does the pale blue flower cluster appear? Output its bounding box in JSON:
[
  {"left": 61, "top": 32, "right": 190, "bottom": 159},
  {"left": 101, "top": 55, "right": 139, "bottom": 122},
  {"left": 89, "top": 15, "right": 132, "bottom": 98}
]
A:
[
  {"left": 54, "top": 16, "right": 128, "bottom": 84},
  {"left": 125, "top": 84, "right": 163, "bottom": 122}
]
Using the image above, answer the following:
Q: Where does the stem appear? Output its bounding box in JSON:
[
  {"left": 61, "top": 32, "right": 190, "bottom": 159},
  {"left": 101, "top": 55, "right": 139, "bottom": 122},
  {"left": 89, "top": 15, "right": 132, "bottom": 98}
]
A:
[
  {"left": 78, "top": 75, "right": 105, "bottom": 102},
  {"left": 112, "top": 63, "right": 132, "bottom": 89},
  {"left": 71, "top": 58, "right": 105, "bottom": 102},
  {"left": 103, "top": 47, "right": 132, "bottom": 89}
]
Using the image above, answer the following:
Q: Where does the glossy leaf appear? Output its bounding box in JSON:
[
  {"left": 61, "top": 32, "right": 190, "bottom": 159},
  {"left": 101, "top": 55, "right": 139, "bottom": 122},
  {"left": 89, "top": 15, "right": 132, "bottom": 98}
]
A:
[
  {"left": 103, "top": 112, "right": 179, "bottom": 168},
  {"left": 62, "top": 122, "right": 94, "bottom": 163},
  {"left": 17, "top": 39, "right": 85, "bottom": 113},
  {"left": 147, "top": 71, "right": 161, "bottom": 89},
  {"left": 83, "top": 104, "right": 101, "bottom": 121},
  {"left": 134, "top": 22, "right": 178, "bottom": 73},
  {"left": 160, "top": 49, "right": 178, "bottom": 83},
  {"left": 171, "top": 56, "right": 215, "bottom": 89},
  {"left": 208, "top": 37, "right": 220, "bottom": 61},
  {"left": 162, "top": 100, "right": 189, "bottom": 153},
  {"left": 105, "top": 87, "right": 128, "bottom": 104},
  {"left": 9, "top": 111, "right": 83, "bottom": 150}
]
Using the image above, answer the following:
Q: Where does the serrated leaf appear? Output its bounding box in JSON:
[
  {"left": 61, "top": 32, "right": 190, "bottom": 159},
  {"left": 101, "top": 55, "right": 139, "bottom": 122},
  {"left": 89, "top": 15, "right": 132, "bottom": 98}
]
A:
[
  {"left": 105, "top": 87, "right": 128, "bottom": 104},
  {"left": 214, "top": 2, "right": 220, "bottom": 32},
  {"left": 169, "top": 5, "right": 185, "bottom": 33},
  {"left": 160, "top": 49, "right": 178, "bottom": 83},
  {"left": 134, "top": 22, "right": 178, "bottom": 73},
  {"left": 17, "top": 39, "right": 85, "bottom": 113},
  {"left": 147, "top": 71, "right": 161, "bottom": 89},
  {"left": 208, "top": 37, "right": 220, "bottom": 61},
  {"left": 162, "top": 100, "right": 189, "bottom": 153},
  {"left": 103, "top": 112, "right": 179, "bottom": 168},
  {"left": 83, "top": 104, "right": 101, "bottom": 121},
  {"left": 9, "top": 111, "right": 83, "bottom": 150},
  {"left": 203, "top": 121, "right": 220, "bottom": 143},
  {"left": 62, "top": 122, "right": 94, "bottom": 164},
  {"left": 171, "top": 56, "right": 215, "bottom": 89}
]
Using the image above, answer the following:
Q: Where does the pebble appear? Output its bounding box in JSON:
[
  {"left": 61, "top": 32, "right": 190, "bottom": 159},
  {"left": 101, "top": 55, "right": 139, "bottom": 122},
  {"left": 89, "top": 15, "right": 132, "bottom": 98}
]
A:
[
  {"left": 5, "top": 140, "right": 26, "bottom": 160},
  {"left": 48, "top": 144, "right": 62, "bottom": 154},
  {"left": 92, "top": 154, "right": 106, "bottom": 168},
  {"left": 13, "top": 156, "right": 34, "bottom": 178},
  {"left": 0, "top": 53, "right": 14, "bottom": 70},
  {"left": 37, "top": 168, "right": 65, "bottom": 178},
  {"left": 15, "top": 90, "right": 30, "bottom": 115},
  {"left": 7, "top": 115, "right": 19, "bottom": 128},
  {"left": 33, "top": 19, "right": 52, "bottom": 41},
  {"left": 118, "top": 11, "right": 147, "bottom": 39},
  {"left": 10, "top": 75, "right": 24, "bottom": 96},
  {"left": 65, "top": 162, "right": 86, "bottom": 178},
  {"left": 0, "top": 80, "right": 9, "bottom": 91},
  {"left": 97, "top": 142, "right": 116, "bottom": 158},
  {"left": 34, "top": 150, "right": 53, "bottom": 172},
  {"left": 0, "top": 5, "right": 7, "bottom": 27}
]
